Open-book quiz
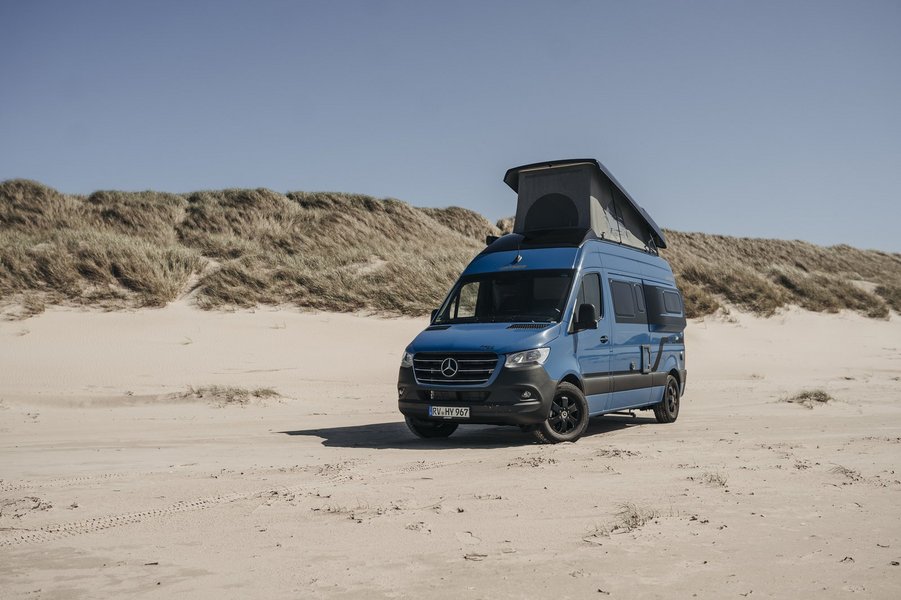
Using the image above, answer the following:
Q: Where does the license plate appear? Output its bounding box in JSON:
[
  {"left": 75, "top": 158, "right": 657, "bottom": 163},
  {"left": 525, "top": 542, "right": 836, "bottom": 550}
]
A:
[{"left": 429, "top": 406, "right": 470, "bottom": 419}]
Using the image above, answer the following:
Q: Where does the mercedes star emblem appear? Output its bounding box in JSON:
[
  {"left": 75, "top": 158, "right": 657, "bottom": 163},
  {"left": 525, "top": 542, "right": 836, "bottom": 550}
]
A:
[{"left": 440, "top": 358, "right": 459, "bottom": 378}]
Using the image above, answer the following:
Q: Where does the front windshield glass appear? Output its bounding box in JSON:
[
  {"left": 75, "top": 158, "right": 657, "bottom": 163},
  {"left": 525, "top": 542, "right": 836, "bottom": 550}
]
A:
[{"left": 435, "top": 269, "right": 574, "bottom": 324}]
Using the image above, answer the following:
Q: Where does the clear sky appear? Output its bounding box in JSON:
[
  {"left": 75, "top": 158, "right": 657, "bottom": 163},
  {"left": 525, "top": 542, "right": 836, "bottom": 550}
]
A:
[{"left": 2, "top": 1, "right": 899, "bottom": 251}]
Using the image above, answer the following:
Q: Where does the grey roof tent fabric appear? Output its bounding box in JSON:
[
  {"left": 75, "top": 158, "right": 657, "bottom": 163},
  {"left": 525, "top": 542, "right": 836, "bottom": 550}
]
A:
[{"left": 503, "top": 159, "right": 667, "bottom": 250}]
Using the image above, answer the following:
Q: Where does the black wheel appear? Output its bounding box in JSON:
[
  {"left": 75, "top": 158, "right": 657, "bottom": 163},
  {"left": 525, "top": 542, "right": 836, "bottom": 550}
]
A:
[
  {"left": 653, "top": 375, "right": 680, "bottom": 423},
  {"left": 404, "top": 416, "right": 458, "bottom": 439},
  {"left": 534, "top": 382, "right": 590, "bottom": 444}
]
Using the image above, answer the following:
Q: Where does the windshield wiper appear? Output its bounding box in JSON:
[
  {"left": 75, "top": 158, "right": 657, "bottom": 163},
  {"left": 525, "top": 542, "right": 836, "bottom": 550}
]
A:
[{"left": 496, "top": 314, "right": 555, "bottom": 323}]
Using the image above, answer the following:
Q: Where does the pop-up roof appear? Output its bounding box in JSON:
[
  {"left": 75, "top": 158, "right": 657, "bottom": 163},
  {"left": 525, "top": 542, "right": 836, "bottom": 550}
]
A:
[{"left": 503, "top": 159, "right": 667, "bottom": 250}]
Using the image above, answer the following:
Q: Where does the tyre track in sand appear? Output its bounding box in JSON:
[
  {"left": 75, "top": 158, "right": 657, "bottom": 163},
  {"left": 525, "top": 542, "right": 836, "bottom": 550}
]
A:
[
  {"left": 0, "top": 457, "right": 470, "bottom": 548},
  {"left": 0, "top": 472, "right": 132, "bottom": 494}
]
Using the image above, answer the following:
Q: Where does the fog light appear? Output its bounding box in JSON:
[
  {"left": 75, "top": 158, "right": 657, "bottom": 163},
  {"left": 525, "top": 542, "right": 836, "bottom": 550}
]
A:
[
  {"left": 520, "top": 390, "right": 532, "bottom": 399},
  {"left": 398, "top": 387, "right": 405, "bottom": 398}
]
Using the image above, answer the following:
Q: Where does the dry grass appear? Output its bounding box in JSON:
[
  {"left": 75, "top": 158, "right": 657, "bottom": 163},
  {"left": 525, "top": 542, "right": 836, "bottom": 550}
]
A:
[
  {"left": 662, "top": 230, "right": 900, "bottom": 318},
  {"left": 782, "top": 389, "right": 834, "bottom": 409},
  {"left": 2, "top": 179, "right": 899, "bottom": 319},
  {"left": 614, "top": 503, "right": 659, "bottom": 531},
  {"left": 585, "top": 503, "right": 660, "bottom": 541},
  {"left": 0, "top": 180, "right": 492, "bottom": 316},
  {"left": 178, "top": 385, "right": 280, "bottom": 406},
  {"left": 829, "top": 465, "right": 863, "bottom": 482},
  {"left": 700, "top": 471, "right": 729, "bottom": 487},
  {"left": 875, "top": 283, "right": 901, "bottom": 313}
]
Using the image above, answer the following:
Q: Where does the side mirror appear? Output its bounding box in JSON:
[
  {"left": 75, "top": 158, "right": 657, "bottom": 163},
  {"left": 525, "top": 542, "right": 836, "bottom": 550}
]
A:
[
  {"left": 485, "top": 235, "right": 499, "bottom": 245},
  {"left": 574, "top": 303, "right": 598, "bottom": 331},
  {"left": 430, "top": 309, "right": 438, "bottom": 322}
]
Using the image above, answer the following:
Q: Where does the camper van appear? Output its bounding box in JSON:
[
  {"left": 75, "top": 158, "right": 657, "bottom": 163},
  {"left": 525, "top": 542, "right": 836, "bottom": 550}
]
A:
[{"left": 397, "top": 159, "right": 687, "bottom": 443}]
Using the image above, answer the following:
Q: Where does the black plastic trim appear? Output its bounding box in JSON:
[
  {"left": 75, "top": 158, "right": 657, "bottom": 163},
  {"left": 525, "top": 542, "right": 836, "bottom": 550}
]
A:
[{"left": 583, "top": 370, "right": 669, "bottom": 395}]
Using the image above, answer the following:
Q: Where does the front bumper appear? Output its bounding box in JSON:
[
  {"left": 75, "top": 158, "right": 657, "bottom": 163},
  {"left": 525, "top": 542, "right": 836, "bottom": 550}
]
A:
[{"left": 397, "top": 364, "right": 557, "bottom": 426}]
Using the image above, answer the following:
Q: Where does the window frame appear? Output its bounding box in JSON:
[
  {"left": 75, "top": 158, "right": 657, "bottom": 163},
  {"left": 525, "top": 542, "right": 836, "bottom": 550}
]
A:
[{"left": 610, "top": 278, "right": 649, "bottom": 325}]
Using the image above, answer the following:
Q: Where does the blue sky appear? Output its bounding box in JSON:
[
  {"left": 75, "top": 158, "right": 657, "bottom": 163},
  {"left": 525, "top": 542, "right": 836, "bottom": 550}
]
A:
[{"left": 2, "top": 1, "right": 899, "bottom": 251}]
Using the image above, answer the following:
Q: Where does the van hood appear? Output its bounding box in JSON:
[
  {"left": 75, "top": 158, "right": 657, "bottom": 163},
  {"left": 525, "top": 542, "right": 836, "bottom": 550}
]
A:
[{"left": 407, "top": 322, "right": 562, "bottom": 355}]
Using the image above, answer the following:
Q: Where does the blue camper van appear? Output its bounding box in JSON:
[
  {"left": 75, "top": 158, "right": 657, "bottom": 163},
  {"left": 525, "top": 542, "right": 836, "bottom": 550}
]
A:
[{"left": 398, "top": 159, "right": 687, "bottom": 443}]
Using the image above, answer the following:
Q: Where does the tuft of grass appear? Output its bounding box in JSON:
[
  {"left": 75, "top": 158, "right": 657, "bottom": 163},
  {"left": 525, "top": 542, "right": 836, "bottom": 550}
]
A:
[
  {"left": 782, "top": 389, "right": 834, "bottom": 409},
  {"left": 583, "top": 503, "right": 660, "bottom": 542},
  {"left": 700, "top": 471, "right": 728, "bottom": 487},
  {"left": 614, "top": 503, "right": 659, "bottom": 532},
  {"left": 179, "top": 385, "right": 280, "bottom": 406},
  {"left": 829, "top": 465, "right": 863, "bottom": 481}
]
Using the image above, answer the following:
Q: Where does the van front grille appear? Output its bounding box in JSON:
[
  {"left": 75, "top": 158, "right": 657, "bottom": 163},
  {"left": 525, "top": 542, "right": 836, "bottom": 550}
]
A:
[{"left": 413, "top": 352, "right": 498, "bottom": 385}]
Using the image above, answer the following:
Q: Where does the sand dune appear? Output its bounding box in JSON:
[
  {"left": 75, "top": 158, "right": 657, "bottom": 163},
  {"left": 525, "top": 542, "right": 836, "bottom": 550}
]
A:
[{"left": 1, "top": 306, "right": 900, "bottom": 598}]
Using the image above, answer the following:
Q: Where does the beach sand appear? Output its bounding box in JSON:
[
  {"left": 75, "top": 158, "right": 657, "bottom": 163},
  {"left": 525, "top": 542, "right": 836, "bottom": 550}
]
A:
[{"left": 1, "top": 303, "right": 900, "bottom": 598}]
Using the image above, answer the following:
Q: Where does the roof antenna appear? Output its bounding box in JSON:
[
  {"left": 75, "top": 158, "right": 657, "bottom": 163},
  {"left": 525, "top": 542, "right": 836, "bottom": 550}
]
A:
[{"left": 513, "top": 233, "right": 523, "bottom": 264}]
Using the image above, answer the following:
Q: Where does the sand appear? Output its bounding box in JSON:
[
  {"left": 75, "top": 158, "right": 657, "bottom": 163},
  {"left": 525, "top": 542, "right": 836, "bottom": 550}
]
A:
[{"left": 1, "top": 303, "right": 900, "bottom": 599}]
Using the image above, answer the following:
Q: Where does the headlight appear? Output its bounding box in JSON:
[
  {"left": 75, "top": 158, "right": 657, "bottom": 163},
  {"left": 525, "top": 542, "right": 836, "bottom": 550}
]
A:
[
  {"left": 504, "top": 347, "right": 550, "bottom": 368},
  {"left": 400, "top": 351, "right": 414, "bottom": 368}
]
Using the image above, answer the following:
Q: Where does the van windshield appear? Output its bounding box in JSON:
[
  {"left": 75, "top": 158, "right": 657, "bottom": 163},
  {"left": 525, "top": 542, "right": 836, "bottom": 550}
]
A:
[{"left": 435, "top": 269, "right": 574, "bottom": 324}]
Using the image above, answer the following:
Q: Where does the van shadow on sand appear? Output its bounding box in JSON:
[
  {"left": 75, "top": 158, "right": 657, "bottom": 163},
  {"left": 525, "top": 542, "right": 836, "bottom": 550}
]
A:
[{"left": 278, "top": 415, "right": 655, "bottom": 449}]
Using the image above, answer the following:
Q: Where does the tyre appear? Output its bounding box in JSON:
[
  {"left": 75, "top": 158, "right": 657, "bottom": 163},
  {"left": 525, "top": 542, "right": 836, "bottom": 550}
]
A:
[
  {"left": 404, "top": 416, "right": 458, "bottom": 439},
  {"left": 653, "top": 375, "right": 680, "bottom": 423},
  {"left": 534, "top": 382, "right": 590, "bottom": 444}
]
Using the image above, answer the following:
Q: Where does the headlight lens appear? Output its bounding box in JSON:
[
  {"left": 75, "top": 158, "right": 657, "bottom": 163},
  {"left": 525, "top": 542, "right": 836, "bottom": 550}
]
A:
[
  {"left": 400, "top": 351, "right": 414, "bottom": 368},
  {"left": 504, "top": 347, "right": 550, "bottom": 368}
]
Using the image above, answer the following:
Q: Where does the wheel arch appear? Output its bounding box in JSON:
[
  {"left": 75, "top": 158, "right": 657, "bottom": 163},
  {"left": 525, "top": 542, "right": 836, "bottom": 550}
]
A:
[
  {"left": 668, "top": 367, "right": 682, "bottom": 389},
  {"left": 559, "top": 372, "right": 584, "bottom": 392}
]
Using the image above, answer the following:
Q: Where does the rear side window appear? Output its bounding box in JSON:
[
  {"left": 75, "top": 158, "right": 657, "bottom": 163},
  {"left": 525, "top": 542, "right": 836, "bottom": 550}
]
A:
[
  {"left": 663, "top": 290, "right": 683, "bottom": 314},
  {"left": 643, "top": 283, "right": 687, "bottom": 332},
  {"left": 610, "top": 279, "right": 647, "bottom": 324},
  {"left": 576, "top": 273, "right": 602, "bottom": 317}
]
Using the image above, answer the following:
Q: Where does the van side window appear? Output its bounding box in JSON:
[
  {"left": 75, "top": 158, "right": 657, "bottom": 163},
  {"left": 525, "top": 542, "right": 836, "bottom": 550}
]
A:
[
  {"left": 610, "top": 280, "right": 635, "bottom": 318},
  {"left": 576, "top": 273, "right": 602, "bottom": 318},
  {"left": 663, "top": 290, "right": 683, "bottom": 314},
  {"left": 611, "top": 279, "right": 648, "bottom": 324},
  {"left": 642, "top": 284, "right": 686, "bottom": 332},
  {"left": 633, "top": 283, "right": 646, "bottom": 314}
]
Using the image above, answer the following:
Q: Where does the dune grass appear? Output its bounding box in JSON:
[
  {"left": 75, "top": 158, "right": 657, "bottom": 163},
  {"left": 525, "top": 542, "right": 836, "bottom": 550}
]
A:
[
  {"left": 782, "top": 389, "right": 834, "bottom": 409},
  {"left": 178, "top": 385, "right": 280, "bottom": 406},
  {"left": 2, "top": 179, "right": 899, "bottom": 319}
]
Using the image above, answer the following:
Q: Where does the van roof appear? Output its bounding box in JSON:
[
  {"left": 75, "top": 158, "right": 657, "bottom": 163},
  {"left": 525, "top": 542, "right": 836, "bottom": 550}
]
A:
[{"left": 503, "top": 159, "right": 667, "bottom": 249}]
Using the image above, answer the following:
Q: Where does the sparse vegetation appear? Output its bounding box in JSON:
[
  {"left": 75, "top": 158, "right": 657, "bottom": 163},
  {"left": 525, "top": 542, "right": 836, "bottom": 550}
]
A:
[
  {"left": 701, "top": 471, "right": 729, "bottom": 487},
  {"left": 782, "top": 389, "right": 834, "bottom": 409},
  {"left": 177, "top": 385, "right": 280, "bottom": 406},
  {"left": 615, "top": 503, "right": 659, "bottom": 531},
  {"left": 829, "top": 465, "right": 863, "bottom": 482},
  {"left": 584, "top": 503, "right": 660, "bottom": 541},
  {"left": 1, "top": 179, "right": 899, "bottom": 319}
]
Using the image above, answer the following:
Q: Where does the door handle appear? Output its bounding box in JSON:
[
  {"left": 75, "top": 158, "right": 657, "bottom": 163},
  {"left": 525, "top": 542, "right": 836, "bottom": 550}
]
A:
[{"left": 599, "top": 336, "right": 609, "bottom": 344}]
